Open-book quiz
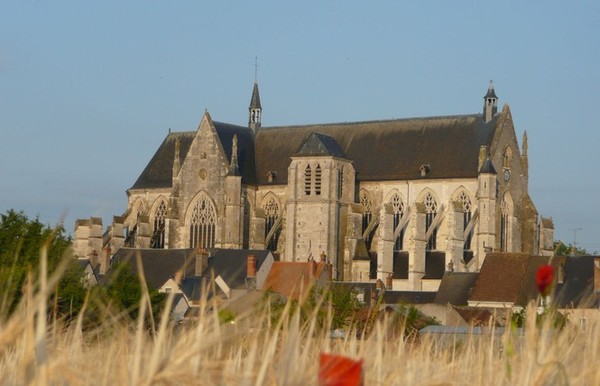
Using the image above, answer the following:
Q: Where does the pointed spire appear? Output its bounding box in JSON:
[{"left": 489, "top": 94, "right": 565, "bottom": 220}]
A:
[
  {"left": 228, "top": 134, "right": 240, "bottom": 176},
  {"left": 249, "top": 59, "right": 262, "bottom": 134},
  {"left": 483, "top": 80, "right": 498, "bottom": 123},
  {"left": 479, "top": 157, "right": 497, "bottom": 175},
  {"left": 522, "top": 130, "right": 528, "bottom": 155},
  {"left": 172, "top": 136, "right": 181, "bottom": 181}
]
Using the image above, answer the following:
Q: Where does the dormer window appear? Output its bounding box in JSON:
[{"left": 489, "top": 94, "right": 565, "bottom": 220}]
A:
[{"left": 419, "top": 164, "right": 431, "bottom": 177}]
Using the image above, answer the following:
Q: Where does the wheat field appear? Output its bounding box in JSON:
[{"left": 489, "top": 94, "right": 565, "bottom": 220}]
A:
[{"left": 1, "top": 249, "right": 598, "bottom": 385}]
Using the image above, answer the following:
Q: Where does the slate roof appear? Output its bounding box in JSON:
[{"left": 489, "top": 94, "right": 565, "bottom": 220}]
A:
[
  {"left": 434, "top": 272, "right": 479, "bottom": 305},
  {"left": 353, "top": 239, "right": 371, "bottom": 261},
  {"left": 249, "top": 82, "right": 261, "bottom": 109},
  {"left": 256, "top": 114, "right": 497, "bottom": 185},
  {"left": 180, "top": 276, "right": 209, "bottom": 303},
  {"left": 130, "top": 120, "right": 256, "bottom": 190},
  {"left": 469, "top": 253, "right": 559, "bottom": 306},
  {"left": 110, "top": 248, "right": 197, "bottom": 290},
  {"left": 555, "top": 256, "right": 600, "bottom": 308},
  {"left": 131, "top": 110, "right": 498, "bottom": 189},
  {"left": 479, "top": 158, "right": 497, "bottom": 174},
  {"left": 294, "top": 132, "right": 348, "bottom": 158},
  {"left": 207, "top": 249, "right": 272, "bottom": 290}
]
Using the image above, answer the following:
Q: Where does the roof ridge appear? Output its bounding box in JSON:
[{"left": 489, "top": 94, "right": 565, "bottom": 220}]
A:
[{"left": 261, "top": 113, "right": 481, "bottom": 130}]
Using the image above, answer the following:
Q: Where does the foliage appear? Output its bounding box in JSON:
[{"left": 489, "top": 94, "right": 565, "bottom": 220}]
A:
[
  {"left": 0, "top": 209, "right": 87, "bottom": 319},
  {"left": 260, "top": 284, "right": 361, "bottom": 331},
  {"left": 392, "top": 304, "right": 439, "bottom": 337},
  {"left": 100, "top": 262, "right": 167, "bottom": 325},
  {"left": 554, "top": 240, "right": 588, "bottom": 257},
  {"left": 218, "top": 308, "right": 236, "bottom": 324},
  {"left": 510, "top": 306, "right": 567, "bottom": 329}
]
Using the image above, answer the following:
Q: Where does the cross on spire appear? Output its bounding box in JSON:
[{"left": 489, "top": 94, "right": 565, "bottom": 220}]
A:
[{"left": 254, "top": 56, "right": 259, "bottom": 83}]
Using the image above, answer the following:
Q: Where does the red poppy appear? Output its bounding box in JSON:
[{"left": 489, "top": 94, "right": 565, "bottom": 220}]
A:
[
  {"left": 536, "top": 264, "right": 554, "bottom": 296},
  {"left": 319, "top": 353, "right": 363, "bottom": 386}
]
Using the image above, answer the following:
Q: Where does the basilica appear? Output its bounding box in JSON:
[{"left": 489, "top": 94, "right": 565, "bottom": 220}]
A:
[{"left": 74, "top": 81, "right": 554, "bottom": 291}]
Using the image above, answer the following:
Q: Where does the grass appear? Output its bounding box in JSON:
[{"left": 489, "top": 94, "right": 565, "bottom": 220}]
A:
[{"left": 1, "top": 246, "right": 599, "bottom": 385}]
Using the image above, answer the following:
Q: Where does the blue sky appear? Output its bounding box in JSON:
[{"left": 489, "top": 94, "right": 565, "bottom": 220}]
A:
[{"left": 1, "top": 1, "right": 599, "bottom": 252}]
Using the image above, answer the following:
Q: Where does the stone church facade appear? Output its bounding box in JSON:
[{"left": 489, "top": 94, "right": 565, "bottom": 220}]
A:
[{"left": 74, "top": 82, "right": 554, "bottom": 290}]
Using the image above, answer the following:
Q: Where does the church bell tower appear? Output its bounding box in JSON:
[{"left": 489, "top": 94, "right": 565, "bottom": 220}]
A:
[
  {"left": 483, "top": 81, "right": 498, "bottom": 123},
  {"left": 248, "top": 82, "right": 262, "bottom": 134}
]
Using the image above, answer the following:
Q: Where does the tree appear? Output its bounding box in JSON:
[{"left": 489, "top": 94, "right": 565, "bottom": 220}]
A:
[
  {"left": 0, "top": 210, "right": 87, "bottom": 318},
  {"left": 554, "top": 240, "right": 588, "bottom": 257},
  {"left": 101, "top": 263, "right": 167, "bottom": 325}
]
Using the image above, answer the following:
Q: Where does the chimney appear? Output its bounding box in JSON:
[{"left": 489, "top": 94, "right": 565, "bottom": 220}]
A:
[
  {"left": 247, "top": 255, "right": 257, "bottom": 278},
  {"left": 196, "top": 248, "right": 209, "bottom": 276},
  {"left": 594, "top": 257, "right": 600, "bottom": 293},
  {"left": 385, "top": 273, "right": 393, "bottom": 289},
  {"left": 101, "top": 245, "right": 111, "bottom": 275},
  {"left": 246, "top": 254, "right": 257, "bottom": 290}
]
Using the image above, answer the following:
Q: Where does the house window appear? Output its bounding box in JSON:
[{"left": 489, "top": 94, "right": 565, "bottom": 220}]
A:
[
  {"left": 264, "top": 196, "right": 280, "bottom": 252},
  {"left": 189, "top": 194, "right": 217, "bottom": 249},
  {"left": 151, "top": 200, "right": 168, "bottom": 249},
  {"left": 304, "top": 165, "right": 312, "bottom": 195},
  {"left": 424, "top": 192, "right": 438, "bottom": 250},
  {"left": 390, "top": 193, "right": 405, "bottom": 251},
  {"left": 315, "top": 164, "right": 322, "bottom": 195}
]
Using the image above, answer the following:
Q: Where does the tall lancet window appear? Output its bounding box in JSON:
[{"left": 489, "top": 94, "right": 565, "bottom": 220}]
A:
[
  {"left": 189, "top": 194, "right": 217, "bottom": 249},
  {"left": 500, "top": 194, "right": 511, "bottom": 252},
  {"left": 390, "top": 193, "right": 405, "bottom": 251},
  {"left": 459, "top": 191, "right": 473, "bottom": 256},
  {"left": 151, "top": 200, "right": 168, "bottom": 249},
  {"left": 264, "top": 197, "right": 280, "bottom": 251},
  {"left": 424, "top": 192, "right": 438, "bottom": 250},
  {"left": 304, "top": 165, "right": 312, "bottom": 195},
  {"left": 338, "top": 167, "right": 344, "bottom": 199},
  {"left": 360, "top": 192, "right": 373, "bottom": 248},
  {"left": 315, "top": 164, "right": 322, "bottom": 195}
]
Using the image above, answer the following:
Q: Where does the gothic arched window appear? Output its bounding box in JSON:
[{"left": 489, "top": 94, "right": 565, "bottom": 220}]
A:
[
  {"left": 338, "top": 167, "right": 344, "bottom": 199},
  {"left": 500, "top": 194, "right": 512, "bottom": 251},
  {"left": 424, "top": 192, "right": 438, "bottom": 250},
  {"left": 315, "top": 164, "right": 322, "bottom": 196},
  {"left": 304, "top": 165, "right": 312, "bottom": 195},
  {"left": 360, "top": 192, "right": 373, "bottom": 248},
  {"left": 390, "top": 193, "right": 405, "bottom": 251},
  {"left": 264, "top": 196, "right": 280, "bottom": 251},
  {"left": 151, "top": 200, "right": 168, "bottom": 249},
  {"left": 459, "top": 191, "right": 472, "bottom": 251},
  {"left": 189, "top": 194, "right": 217, "bottom": 249}
]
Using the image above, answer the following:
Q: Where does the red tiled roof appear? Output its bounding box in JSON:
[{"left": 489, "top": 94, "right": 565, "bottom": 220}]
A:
[{"left": 262, "top": 261, "right": 329, "bottom": 300}]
